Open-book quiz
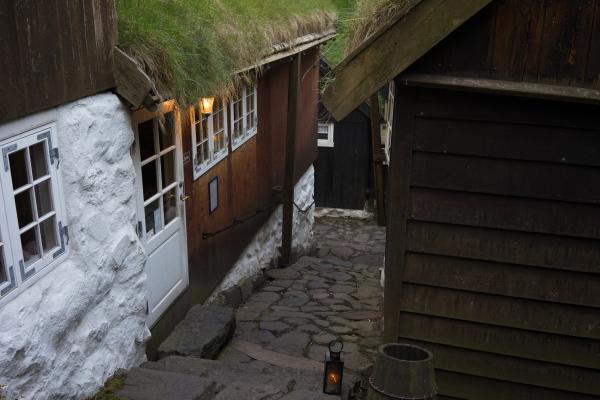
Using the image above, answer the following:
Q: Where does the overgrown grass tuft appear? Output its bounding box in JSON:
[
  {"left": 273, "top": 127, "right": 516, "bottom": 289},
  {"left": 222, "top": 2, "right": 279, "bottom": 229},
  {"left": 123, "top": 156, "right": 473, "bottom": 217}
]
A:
[{"left": 116, "top": 0, "right": 337, "bottom": 106}]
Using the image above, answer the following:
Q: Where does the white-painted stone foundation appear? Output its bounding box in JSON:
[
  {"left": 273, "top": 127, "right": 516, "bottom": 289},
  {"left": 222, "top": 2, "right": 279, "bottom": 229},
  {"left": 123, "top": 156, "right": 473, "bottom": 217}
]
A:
[
  {"left": 0, "top": 93, "right": 149, "bottom": 400},
  {"left": 208, "top": 165, "right": 315, "bottom": 300}
]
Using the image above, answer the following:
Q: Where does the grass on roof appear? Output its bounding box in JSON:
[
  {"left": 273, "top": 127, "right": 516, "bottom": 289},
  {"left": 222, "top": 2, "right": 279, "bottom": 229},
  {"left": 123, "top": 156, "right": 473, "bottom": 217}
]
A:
[{"left": 116, "top": 0, "right": 336, "bottom": 106}]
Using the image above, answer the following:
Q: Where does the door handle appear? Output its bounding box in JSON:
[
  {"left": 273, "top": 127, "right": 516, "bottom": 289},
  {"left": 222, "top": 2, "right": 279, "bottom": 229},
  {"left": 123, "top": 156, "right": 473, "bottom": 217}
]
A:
[{"left": 180, "top": 194, "right": 191, "bottom": 201}]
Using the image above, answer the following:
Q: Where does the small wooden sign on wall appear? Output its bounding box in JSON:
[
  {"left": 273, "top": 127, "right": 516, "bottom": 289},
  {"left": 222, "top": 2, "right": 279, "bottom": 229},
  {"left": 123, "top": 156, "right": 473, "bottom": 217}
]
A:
[{"left": 209, "top": 177, "right": 219, "bottom": 214}]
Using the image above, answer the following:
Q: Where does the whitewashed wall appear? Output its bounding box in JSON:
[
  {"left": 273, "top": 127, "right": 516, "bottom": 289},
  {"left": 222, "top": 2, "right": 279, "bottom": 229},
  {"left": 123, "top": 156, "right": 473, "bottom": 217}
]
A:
[
  {"left": 0, "top": 94, "right": 149, "bottom": 400},
  {"left": 209, "top": 165, "right": 315, "bottom": 299}
]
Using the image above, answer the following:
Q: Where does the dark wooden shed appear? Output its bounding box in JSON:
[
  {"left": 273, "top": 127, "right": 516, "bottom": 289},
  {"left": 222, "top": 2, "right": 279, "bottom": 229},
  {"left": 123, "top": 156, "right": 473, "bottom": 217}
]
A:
[
  {"left": 315, "top": 61, "right": 374, "bottom": 210},
  {"left": 324, "top": 0, "right": 600, "bottom": 398}
]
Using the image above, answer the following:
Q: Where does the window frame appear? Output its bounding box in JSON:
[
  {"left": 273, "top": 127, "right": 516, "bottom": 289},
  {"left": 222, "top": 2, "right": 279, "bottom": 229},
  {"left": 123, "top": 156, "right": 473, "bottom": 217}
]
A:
[
  {"left": 0, "top": 122, "right": 69, "bottom": 308},
  {"left": 317, "top": 122, "right": 335, "bottom": 148},
  {"left": 191, "top": 97, "right": 230, "bottom": 180},
  {"left": 230, "top": 83, "right": 258, "bottom": 151}
]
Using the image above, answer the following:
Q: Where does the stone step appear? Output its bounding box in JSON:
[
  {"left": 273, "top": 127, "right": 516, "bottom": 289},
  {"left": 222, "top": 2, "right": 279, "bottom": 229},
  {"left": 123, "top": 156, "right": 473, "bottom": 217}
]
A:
[
  {"left": 157, "top": 305, "right": 235, "bottom": 360},
  {"left": 118, "top": 355, "right": 349, "bottom": 399}
]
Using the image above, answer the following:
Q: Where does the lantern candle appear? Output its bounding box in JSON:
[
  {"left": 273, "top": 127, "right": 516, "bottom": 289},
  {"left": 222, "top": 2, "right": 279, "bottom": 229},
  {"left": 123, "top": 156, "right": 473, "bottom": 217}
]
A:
[{"left": 323, "top": 340, "right": 344, "bottom": 395}]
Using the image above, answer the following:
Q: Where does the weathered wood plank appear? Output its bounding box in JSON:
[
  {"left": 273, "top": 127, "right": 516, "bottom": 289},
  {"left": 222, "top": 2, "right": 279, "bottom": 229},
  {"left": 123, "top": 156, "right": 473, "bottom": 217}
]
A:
[
  {"left": 413, "top": 87, "right": 600, "bottom": 130},
  {"left": 411, "top": 153, "right": 600, "bottom": 205},
  {"left": 408, "top": 189, "right": 600, "bottom": 240},
  {"left": 490, "top": 0, "right": 547, "bottom": 81},
  {"left": 413, "top": 118, "right": 600, "bottom": 167},
  {"left": 399, "top": 339, "right": 600, "bottom": 395},
  {"left": 383, "top": 86, "right": 416, "bottom": 342},
  {"left": 436, "top": 369, "right": 599, "bottom": 400},
  {"left": 0, "top": 0, "right": 116, "bottom": 124},
  {"left": 398, "top": 313, "right": 600, "bottom": 369},
  {"left": 406, "top": 221, "right": 600, "bottom": 274},
  {"left": 404, "top": 253, "right": 600, "bottom": 307},
  {"left": 114, "top": 47, "right": 155, "bottom": 108},
  {"left": 402, "top": 74, "right": 600, "bottom": 106},
  {"left": 401, "top": 284, "right": 600, "bottom": 339},
  {"left": 322, "top": 0, "right": 492, "bottom": 120}
]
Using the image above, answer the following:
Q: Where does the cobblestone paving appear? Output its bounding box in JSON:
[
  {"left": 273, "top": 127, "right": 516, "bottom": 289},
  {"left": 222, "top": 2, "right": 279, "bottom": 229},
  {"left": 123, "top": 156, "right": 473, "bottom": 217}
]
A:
[{"left": 230, "top": 216, "right": 385, "bottom": 373}]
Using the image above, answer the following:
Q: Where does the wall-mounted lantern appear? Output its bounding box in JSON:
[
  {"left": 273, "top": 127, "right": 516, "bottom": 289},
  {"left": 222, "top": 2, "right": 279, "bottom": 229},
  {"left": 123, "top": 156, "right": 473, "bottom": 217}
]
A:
[
  {"left": 200, "top": 97, "right": 215, "bottom": 114},
  {"left": 323, "top": 340, "right": 344, "bottom": 395}
]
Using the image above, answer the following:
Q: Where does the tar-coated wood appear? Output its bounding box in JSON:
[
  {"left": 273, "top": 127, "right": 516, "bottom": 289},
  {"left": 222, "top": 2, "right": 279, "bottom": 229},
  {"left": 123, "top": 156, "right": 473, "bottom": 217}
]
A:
[
  {"left": 0, "top": 0, "right": 117, "bottom": 123},
  {"left": 314, "top": 108, "right": 373, "bottom": 210},
  {"left": 409, "top": 0, "right": 600, "bottom": 89},
  {"left": 387, "top": 85, "right": 600, "bottom": 398}
]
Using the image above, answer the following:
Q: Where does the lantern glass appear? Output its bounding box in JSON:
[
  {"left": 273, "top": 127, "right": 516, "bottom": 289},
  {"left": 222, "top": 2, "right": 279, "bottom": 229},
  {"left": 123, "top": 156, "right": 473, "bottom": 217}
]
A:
[
  {"left": 200, "top": 97, "right": 215, "bottom": 114},
  {"left": 323, "top": 352, "right": 344, "bottom": 394}
]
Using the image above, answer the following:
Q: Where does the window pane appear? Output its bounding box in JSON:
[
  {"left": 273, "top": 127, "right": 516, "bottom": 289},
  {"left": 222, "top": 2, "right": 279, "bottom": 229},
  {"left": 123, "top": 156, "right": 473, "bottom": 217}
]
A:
[
  {"left": 201, "top": 116, "right": 209, "bottom": 141},
  {"left": 144, "top": 199, "right": 161, "bottom": 238},
  {"left": 159, "top": 112, "right": 175, "bottom": 150},
  {"left": 15, "top": 189, "right": 35, "bottom": 228},
  {"left": 30, "top": 141, "right": 49, "bottom": 180},
  {"left": 138, "top": 120, "right": 155, "bottom": 161},
  {"left": 161, "top": 150, "right": 176, "bottom": 188},
  {"left": 0, "top": 246, "right": 6, "bottom": 285},
  {"left": 141, "top": 161, "right": 159, "bottom": 200},
  {"left": 163, "top": 188, "right": 177, "bottom": 226},
  {"left": 21, "top": 227, "right": 40, "bottom": 266},
  {"left": 34, "top": 180, "right": 54, "bottom": 217},
  {"left": 40, "top": 216, "right": 58, "bottom": 254},
  {"left": 9, "top": 149, "right": 29, "bottom": 189}
]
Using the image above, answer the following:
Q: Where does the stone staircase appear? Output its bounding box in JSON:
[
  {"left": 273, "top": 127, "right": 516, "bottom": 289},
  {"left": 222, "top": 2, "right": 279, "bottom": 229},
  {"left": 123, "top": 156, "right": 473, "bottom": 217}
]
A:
[{"left": 116, "top": 304, "right": 354, "bottom": 399}]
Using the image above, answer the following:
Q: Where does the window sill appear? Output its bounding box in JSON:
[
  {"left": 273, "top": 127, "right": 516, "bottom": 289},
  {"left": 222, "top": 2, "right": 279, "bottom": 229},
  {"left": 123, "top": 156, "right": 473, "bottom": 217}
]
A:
[
  {"left": 193, "top": 150, "right": 229, "bottom": 180},
  {"left": 232, "top": 127, "right": 257, "bottom": 152},
  {"left": 0, "top": 247, "right": 69, "bottom": 309}
]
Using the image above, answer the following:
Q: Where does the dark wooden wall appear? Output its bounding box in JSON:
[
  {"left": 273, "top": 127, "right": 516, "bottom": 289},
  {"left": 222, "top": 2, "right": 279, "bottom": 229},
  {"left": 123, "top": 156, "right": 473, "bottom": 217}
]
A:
[
  {"left": 314, "top": 109, "right": 373, "bottom": 210},
  {"left": 0, "top": 0, "right": 117, "bottom": 124},
  {"left": 386, "top": 84, "right": 600, "bottom": 399},
  {"left": 148, "top": 49, "right": 320, "bottom": 355},
  {"left": 408, "top": 0, "right": 600, "bottom": 89}
]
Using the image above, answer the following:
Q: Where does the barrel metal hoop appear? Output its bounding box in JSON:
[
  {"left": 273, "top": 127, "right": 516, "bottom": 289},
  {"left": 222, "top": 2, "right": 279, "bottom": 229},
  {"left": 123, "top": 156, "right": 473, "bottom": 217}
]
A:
[{"left": 368, "top": 376, "right": 437, "bottom": 400}]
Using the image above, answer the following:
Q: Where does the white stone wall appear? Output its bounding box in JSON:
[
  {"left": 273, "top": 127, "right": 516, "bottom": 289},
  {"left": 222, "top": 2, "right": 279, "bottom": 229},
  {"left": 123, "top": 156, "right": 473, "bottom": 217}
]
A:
[
  {"left": 208, "top": 165, "right": 315, "bottom": 299},
  {"left": 0, "top": 94, "right": 149, "bottom": 400}
]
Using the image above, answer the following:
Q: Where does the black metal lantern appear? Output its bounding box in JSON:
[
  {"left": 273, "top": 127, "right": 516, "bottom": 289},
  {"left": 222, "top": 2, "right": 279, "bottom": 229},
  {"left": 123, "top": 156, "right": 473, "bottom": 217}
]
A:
[{"left": 323, "top": 340, "right": 344, "bottom": 395}]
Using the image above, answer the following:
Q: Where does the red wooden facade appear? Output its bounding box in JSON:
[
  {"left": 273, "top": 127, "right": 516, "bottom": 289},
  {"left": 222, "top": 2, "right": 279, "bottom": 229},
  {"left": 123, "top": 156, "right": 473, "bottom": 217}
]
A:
[{"left": 147, "top": 49, "right": 320, "bottom": 354}]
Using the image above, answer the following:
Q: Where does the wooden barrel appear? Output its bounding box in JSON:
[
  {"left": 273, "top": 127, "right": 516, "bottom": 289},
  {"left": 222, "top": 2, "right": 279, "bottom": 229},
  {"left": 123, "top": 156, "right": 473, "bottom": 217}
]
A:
[{"left": 367, "top": 343, "right": 437, "bottom": 399}]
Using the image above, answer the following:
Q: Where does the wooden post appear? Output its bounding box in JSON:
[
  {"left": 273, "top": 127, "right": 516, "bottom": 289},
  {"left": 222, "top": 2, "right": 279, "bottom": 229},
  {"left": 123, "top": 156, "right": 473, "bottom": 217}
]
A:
[
  {"left": 280, "top": 54, "right": 301, "bottom": 267},
  {"left": 370, "top": 93, "right": 387, "bottom": 226}
]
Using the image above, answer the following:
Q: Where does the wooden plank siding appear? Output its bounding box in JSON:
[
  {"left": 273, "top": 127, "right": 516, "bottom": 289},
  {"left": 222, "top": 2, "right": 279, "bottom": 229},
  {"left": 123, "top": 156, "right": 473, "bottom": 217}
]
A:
[
  {"left": 409, "top": 0, "right": 600, "bottom": 90},
  {"left": 387, "top": 85, "right": 600, "bottom": 398},
  {"left": 0, "top": 0, "right": 117, "bottom": 124}
]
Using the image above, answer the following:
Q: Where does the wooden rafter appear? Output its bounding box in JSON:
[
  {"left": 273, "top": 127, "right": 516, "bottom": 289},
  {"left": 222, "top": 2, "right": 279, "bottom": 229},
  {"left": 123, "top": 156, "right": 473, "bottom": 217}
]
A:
[{"left": 322, "top": 0, "right": 493, "bottom": 121}]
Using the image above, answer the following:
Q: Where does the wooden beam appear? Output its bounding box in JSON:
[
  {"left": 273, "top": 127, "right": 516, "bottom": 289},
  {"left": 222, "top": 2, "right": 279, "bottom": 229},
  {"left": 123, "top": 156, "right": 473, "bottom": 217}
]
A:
[
  {"left": 383, "top": 85, "right": 417, "bottom": 342},
  {"left": 280, "top": 54, "right": 301, "bottom": 267},
  {"left": 369, "top": 94, "right": 386, "bottom": 227},
  {"left": 400, "top": 73, "right": 600, "bottom": 105},
  {"left": 114, "top": 47, "right": 158, "bottom": 110},
  {"left": 322, "top": 0, "right": 492, "bottom": 121}
]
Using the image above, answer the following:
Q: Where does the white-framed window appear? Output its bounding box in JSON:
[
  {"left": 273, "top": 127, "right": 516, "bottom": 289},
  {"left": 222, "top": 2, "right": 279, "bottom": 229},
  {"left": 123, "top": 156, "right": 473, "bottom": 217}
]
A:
[
  {"left": 317, "top": 122, "right": 334, "bottom": 147},
  {"left": 0, "top": 123, "right": 68, "bottom": 306},
  {"left": 191, "top": 98, "right": 229, "bottom": 179},
  {"left": 230, "top": 83, "right": 258, "bottom": 150}
]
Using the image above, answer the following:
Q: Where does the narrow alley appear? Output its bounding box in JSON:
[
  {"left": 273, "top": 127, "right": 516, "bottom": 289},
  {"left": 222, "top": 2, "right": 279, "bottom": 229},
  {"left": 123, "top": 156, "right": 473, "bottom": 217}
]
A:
[{"left": 116, "top": 214, "right": 385, "bottom": 399}]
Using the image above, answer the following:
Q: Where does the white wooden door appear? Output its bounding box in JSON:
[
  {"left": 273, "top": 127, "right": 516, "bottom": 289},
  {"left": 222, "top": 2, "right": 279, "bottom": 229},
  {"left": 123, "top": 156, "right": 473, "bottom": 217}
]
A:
[{"left": 132, "top": 102, "right": 188, "bottom": 327}]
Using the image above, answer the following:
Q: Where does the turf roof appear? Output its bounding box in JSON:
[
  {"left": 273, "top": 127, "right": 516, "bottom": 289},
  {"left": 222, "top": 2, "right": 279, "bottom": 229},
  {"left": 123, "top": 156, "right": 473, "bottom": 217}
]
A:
[{"left": 116, "top": 0, "right": 337, "bottom": 106}]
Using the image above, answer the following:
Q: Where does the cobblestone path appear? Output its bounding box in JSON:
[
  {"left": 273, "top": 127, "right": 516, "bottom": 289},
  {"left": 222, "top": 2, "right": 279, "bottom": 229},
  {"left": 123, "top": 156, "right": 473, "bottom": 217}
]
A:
[
  {"left": 116, "top": 216, "right": 385, "bottom": 399},
  {"left": 226, "top": 215, "right": 385, "bottom": 374}
]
